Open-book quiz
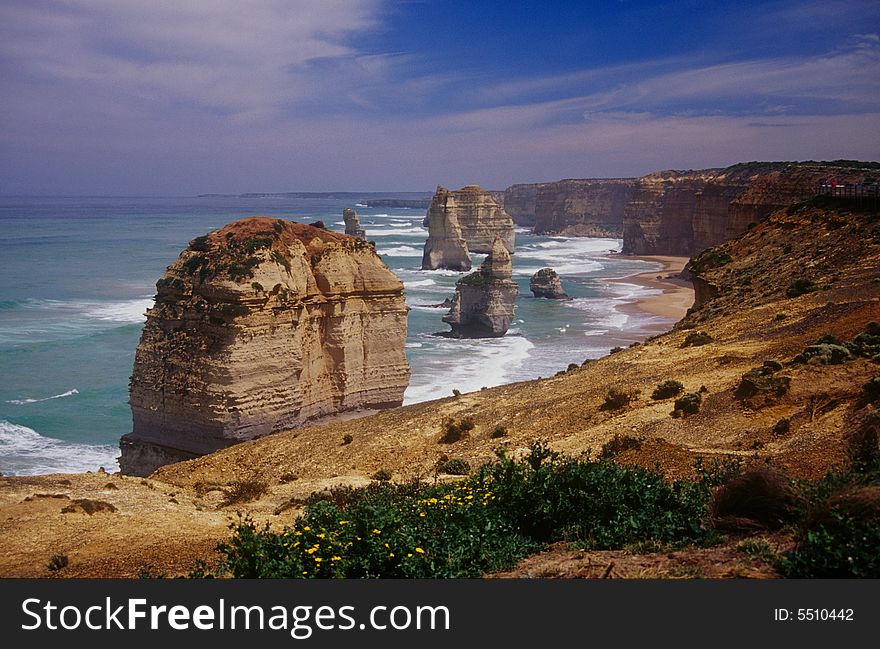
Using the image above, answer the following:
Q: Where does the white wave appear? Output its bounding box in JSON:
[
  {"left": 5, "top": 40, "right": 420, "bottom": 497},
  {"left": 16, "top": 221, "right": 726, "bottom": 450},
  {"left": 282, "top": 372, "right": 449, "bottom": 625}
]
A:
[
  {"left": 6, "top": 388, "right": 79, "bottom": 406},
  {"left": 515, "top": 227, "right": 531, "bottom": 233},
  {"left": 404, "top": 279, "right": 437, "bottom": 288},
  {"left": 355, "top": 203, "right": 367, "bottom": 207},
  {"left": 404, "top": 335, "right": 534, "bottom": 404},
  {"left": 83, "top": 297, "right": 154, "bottom": 323},
  {"left": 365, "top": 227, "right": 425, "bottom": 236},
  {"left": 514, "top": 261, "right": 603, "bottom": 276},
  {"left": 380, "top": 245, "right": 422, "bottom": 257},
  {"left": 0, "top": 420, "right": 119, "bottom": 476},
  {"left": 402, "top": 268, "right": 466, "bottom": 276},
  {"left": 334, "top": 221, "right": 345, "bottom": 225},
  {"left": 564, "top": 297, "right": 629, "bottom": 329},
  {"left": 405, "top": 342, "right": 423, "bottom": 348}
]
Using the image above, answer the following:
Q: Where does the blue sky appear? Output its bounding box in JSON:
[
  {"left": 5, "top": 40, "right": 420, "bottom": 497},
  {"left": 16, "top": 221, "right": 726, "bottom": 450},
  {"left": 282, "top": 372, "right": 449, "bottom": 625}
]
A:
[{"left": 1, "top": 0, "right": 879, "bottom": 194}]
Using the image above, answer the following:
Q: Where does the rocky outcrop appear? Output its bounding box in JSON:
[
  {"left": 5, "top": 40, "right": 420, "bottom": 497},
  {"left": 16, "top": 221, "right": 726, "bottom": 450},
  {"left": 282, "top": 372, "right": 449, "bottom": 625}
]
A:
[
  {"left": 342, "top": 208, "right": 367, "bottom": 241},
  {"left": 421, "top": 190, "right": 472, "bottom": 271},
  {"left": 427, "top": 185, "right": 515, "bottom": 254},
  {"left": 502, "top": 183, "right": 541, "bottom": 227},
  {"left": 443, "top": 238, "right": 518, "bottom": 338},
  {"left": 530, "top": 268, "right": 569, "bottom": 299},
  {"left": 120, "top": 216, "right": 410, "bottom": 476}
]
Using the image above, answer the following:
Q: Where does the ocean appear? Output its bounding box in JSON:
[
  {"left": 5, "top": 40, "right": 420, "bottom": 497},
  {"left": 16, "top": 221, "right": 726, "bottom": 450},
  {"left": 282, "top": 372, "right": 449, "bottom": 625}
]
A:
[{"left": 0, "top": 195, "right": 670, "bottom": 476}]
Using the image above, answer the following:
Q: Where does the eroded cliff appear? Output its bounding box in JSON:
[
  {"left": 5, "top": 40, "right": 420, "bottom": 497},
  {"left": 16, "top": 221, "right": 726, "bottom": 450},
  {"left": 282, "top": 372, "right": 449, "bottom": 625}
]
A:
[
  {"left": 121, "top": 216, "right": 410, "bottom": 476},
  {"left": 427, "top": 185, "right": 515, "bottom": 254}
]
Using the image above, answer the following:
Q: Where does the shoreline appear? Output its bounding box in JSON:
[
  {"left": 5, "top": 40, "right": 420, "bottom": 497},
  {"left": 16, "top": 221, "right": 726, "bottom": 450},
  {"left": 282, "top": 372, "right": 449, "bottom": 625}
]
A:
[{"left": 608, "top": 255, "right": 695, "bottom": 328}]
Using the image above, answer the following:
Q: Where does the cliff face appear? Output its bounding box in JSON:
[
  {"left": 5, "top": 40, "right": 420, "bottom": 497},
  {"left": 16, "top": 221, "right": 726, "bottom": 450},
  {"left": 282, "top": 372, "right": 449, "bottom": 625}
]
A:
[
  {"left": 342, "top": 208, "right": 367, "bottom": 241},
  {"left": 623, "top": 161, "right": 879, "bottom": 255},
  {"left": 421, "top": 188, "right": 472, "bottom": 271},
  {"left": 531, "top": 179, "right": 638, "bottom": 236},
  {"left": 121, "top": 216, "right": 410, "bottom": 476},
  {"left": 443, "top": 238, "right": 518, "bottom": 338},
  {"left": 428, "top": 185, "right": 515, "bottom": 254},
  {"left": 504, "top": 161, "right": 877, "bottom": 256}
]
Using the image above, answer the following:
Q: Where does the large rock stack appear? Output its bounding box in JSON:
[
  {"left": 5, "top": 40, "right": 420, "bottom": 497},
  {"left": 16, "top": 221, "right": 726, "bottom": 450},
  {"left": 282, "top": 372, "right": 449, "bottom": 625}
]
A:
[
  {"left": 421, "top": 185, "right": 515, "bottom": 270},
  {"left": 421, "top": 188, "right": 472, "bottom": 271},
  {"left": 120, "top": 216, "right": 411, "bottom": 476},
  {"left": 443, "top": 238, "right": 518, "bottom": 338}
]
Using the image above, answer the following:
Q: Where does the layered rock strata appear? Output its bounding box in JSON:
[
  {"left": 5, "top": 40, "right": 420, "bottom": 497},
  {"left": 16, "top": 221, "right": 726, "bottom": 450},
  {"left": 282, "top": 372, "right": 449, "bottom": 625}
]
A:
[
  {"left": 503, "top": 161, "right": 877, "bottom": 256},
  {"left": 530, "top": 268, "right": 569, "bottom": 299},
  {"left": 443, "top": 238, "right": 518, "bottom": 338},
  {"left": 421, "top": 189, "right": 472, "bottom": 271},
  {"left": 342, "top": 207, "right": 367, "bottom": 241},
  {"left": 426, "top": 185, "right": 515, "bottom": 255},
  {"left": 531, "top": 179, "right": 637, "bottom": 236},
  {"left": 121, "top": 216, "right": 410, "bottom": 476}
]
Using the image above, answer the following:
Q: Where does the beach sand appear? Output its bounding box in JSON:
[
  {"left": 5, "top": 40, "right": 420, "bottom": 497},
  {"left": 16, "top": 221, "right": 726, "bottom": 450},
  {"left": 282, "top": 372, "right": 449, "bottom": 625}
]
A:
[{"left": 610, "top": 255, "right": 695, "bottom": 324}]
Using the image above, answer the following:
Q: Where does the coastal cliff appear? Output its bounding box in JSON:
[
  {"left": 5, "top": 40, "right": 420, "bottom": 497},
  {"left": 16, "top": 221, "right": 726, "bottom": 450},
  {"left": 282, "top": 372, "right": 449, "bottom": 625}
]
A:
[
  {"left": 120, "top": 216, "right": 410, "bottom": 476},
  {"left": 504, "top": 161, "right": 878, "bottom": 256},
  {"left": 531, "top": 179, "right": 637, "bottom": 236},
  {"left": 443, "top": 238, "right": 518, "bottom": 338},
  {"left": 428, "top": 185, "right": 515, "bottom": 254}
]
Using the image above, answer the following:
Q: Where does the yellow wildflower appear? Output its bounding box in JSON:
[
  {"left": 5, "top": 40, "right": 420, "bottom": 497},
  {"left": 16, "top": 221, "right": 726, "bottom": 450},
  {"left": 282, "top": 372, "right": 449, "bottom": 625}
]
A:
[{"left": 415, "top": 547, "right": 425, "bottom": 554}]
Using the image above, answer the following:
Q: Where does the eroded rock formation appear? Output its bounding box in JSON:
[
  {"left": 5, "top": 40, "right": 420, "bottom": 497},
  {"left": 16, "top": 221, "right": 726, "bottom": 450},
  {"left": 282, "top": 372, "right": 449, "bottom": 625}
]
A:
[
  {"left": 531, "top": 179, "right": 637, "bottom": 236},
  {"left": 530, "top": 268, "right": 569, "bottom": 299},
  {"left": 120, "top": 216, "right": 410, "bottom": 476},
  {"left": 443, "top": 238, "right": 518, "bottom": 338},
  {"left": 426, "top": 185, "right": 515, "bottom": 255},
  {"left": 342, "top": 207, "right": 367, "bottom": 241},
  {"left": 421, "top": 188, "right": 472, "bottom": 271}
]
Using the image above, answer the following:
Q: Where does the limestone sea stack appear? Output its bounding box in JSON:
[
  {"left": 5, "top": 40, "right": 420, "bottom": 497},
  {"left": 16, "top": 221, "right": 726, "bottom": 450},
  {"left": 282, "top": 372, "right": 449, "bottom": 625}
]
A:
[
  {"left": 342, "top": 207, "right": 367, "bottom": 241},
  {"left": 421, "top": 188, "right": 472, "bottom": 271},
  {"left": 530, "top": 268, "right": 569, "bottom": 299},
  {"left": 425, "top": 184, "right": 515, "bottom": 253},
  {"left": 442, "top": 238, "right": 518, "bottom": 338},
  {"left": 120, "top": 216, "right": 410, "bottom": 476}
]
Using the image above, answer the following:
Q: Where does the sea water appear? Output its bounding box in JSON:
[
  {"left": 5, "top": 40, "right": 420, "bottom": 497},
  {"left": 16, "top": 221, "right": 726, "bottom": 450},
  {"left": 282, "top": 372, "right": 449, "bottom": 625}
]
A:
[{"left": 0, "top": 196, "right": 670, "bottom": 475}]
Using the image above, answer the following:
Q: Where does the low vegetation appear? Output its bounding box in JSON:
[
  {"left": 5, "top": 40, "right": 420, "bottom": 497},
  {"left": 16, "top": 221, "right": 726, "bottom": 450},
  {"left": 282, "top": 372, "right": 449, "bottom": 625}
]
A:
[
  {"left": 672, "top": 392, "right": 702, "bottom": 417},
  {"left": 439, "top": 417, "right": 475, "bottom": 443},
  {"left": 652, "top": 380, "right": 685, "bottom": 400},
  {"left": 602, "top": 388, "right": 640, "bottom": 411}
]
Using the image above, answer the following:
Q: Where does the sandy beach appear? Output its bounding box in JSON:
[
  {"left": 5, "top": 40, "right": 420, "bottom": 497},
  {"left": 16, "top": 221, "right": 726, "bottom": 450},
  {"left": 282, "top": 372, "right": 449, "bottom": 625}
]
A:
[{"left": 610, "top": 255, "right": 695, "bottom": 324}]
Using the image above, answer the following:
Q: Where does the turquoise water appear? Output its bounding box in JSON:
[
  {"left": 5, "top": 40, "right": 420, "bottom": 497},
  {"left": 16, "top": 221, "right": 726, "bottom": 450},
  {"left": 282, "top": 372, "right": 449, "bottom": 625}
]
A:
[{"left": 0, "top": 196, "right": 668, "bottom": 475}]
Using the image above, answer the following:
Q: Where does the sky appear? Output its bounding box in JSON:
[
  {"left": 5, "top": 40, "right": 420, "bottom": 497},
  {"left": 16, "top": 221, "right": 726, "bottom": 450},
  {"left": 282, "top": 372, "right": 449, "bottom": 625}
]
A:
[{"left": 1, "top": 0, "right": 879, "bottom": 195}]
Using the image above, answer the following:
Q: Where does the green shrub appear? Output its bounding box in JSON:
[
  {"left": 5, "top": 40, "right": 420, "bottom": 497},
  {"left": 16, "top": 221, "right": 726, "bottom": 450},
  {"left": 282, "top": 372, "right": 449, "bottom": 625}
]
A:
[
  {"left": 602, "top": 388, "right": 639, "bottom": 411},
  {"left": 652, "top": 380, "right": 685, "bottom": 400},
  {"left": 342, "top": 434, "right": 353, "bottom": 445},
  {"left": 681, "top": 331, "right": 713, "bottom": 347},
  {"left": 371, "top": 468, "right": 392, "bottom": 482},
  {"left": 793, "top": 343, "right": 852, "bottom": 365},
  {"left": 47, "top": 554, "right": 68, "bottom": 572},
  {"left": 672, "top": 392, "right": 702, "bottom": 417},
  {"left": 736, "top": 364, "right": 790, "bottom": 398},
  {"left": 600, "top": 435, "right": 642, "bottom": 458},
  {"left": 786, "top": 278, "right": 817, "bottom": 298},
  {"left": 779, "top": 487, "right": 880, "bottom": 578},
  {"left": 220, "top": 479, "right": 268, "bottom": 507},
  {"left": 736, "top": 538, "right": 777, "bottom": 563},
  {"left": 209, "top": 444, "right": 715, "bottom": 578},
  {"left": 439, "top": 417, "right": 475, "bottom": 444},
  {"left": 437, "top": 458, "right": 471, "bottom": 475},
  {"left": 609, "top": 346, "right": 624, "bottom": 354},
  {"left": 490, "top": 426, "right": 508, "bottom": 439}
]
